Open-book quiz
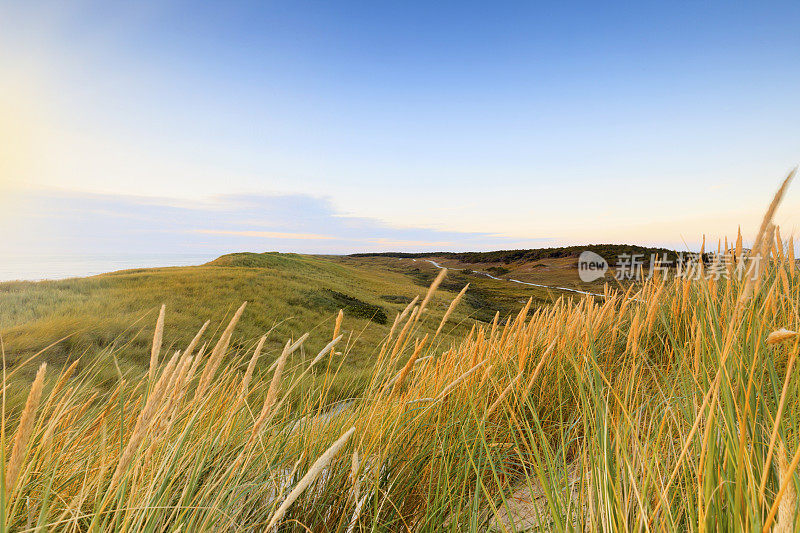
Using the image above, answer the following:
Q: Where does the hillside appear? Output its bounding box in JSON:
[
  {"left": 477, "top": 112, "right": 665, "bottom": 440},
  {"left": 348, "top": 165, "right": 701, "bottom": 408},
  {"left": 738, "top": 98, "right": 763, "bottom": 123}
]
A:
[
  {"left": 0, "top": 249, "right": 633, "bottom": 403},
  {"left": 343, "top": 249, "right": 632, "bottom": 300},
  {"left": 0, "top": 252, "right": 565, "bottom": 395}
]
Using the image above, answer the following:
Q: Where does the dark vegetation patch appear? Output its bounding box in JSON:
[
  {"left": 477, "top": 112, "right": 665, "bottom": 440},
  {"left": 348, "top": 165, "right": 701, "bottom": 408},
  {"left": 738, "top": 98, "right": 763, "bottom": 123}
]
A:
[
  {"left": 309, "top": 289, "right": 388, "bottom": 325},
  {"left": 486, "top": 266, "right": 510, "bottom": 276},
  {"left": 465, "top": 280, "right": 550, "bottom": 323},
  {"left": 406, "top": 269, "right": 449, "bottom": 290},
  {"left": 381, "top": 295, "right": 415, "bottom": 304},
  {"left": 407, "top": 269, "right": 479, "bottom": 294}
]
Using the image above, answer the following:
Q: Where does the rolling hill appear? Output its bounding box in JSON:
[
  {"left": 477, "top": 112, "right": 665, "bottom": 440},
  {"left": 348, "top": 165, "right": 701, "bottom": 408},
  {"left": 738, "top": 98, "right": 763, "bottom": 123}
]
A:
[{"left": 0, "top": 249, "right": 629, "bottom": 398}]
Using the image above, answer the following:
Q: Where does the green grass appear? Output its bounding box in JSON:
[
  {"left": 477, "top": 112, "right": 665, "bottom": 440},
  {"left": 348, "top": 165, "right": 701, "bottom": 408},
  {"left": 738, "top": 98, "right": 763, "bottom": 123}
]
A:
[{"left": 0, "top": 252, "right": 540, "bottom": 397}]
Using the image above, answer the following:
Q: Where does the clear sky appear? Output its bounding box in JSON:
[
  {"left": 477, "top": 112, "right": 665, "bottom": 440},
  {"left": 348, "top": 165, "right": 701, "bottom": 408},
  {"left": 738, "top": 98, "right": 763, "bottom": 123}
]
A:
[{"left": 2, "top": 0, "right": 800, "bottom": 259}]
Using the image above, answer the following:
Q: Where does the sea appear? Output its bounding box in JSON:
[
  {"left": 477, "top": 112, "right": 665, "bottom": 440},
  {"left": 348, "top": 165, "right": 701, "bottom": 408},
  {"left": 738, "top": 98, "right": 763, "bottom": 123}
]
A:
[{"left": 0, "top": 254, "right": 216, "bottom": 282}]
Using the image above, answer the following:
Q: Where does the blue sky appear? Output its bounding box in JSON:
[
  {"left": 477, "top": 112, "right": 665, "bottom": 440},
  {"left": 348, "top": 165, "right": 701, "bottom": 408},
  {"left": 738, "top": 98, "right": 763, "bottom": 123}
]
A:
[{"left": 2, "top": 0, "right": 800, "bottom": 258}]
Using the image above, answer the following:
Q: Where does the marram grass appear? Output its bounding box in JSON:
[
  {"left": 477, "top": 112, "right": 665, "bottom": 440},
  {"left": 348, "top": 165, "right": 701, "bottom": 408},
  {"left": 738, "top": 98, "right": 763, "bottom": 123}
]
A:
[{"left": 2, "top": 187, "right": 800, "bottom": 531}]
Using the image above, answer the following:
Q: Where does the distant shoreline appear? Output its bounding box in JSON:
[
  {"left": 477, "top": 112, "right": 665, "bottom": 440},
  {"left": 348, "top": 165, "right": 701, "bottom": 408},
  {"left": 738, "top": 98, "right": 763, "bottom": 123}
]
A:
[{"left": 0, "top": 254, "right": 216, "bottom": 283}]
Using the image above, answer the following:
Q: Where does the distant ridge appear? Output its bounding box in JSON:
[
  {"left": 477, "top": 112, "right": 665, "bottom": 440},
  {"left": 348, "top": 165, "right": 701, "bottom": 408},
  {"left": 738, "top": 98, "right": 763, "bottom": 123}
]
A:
[{"left": 351, "top": 244, "right": 681, "bottom": 266}]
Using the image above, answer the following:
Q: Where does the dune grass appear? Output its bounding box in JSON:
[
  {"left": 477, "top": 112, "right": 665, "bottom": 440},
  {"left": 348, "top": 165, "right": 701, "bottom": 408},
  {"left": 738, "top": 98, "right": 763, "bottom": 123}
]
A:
[
  {"left": 0, "top": 252, "right": 487, "bottom": 404},
  {"left": 2, "top": 186, "right": 800, "bottom": 531},
  {"left": 0, "top": 253, "right": 427, "bottom": 362}
]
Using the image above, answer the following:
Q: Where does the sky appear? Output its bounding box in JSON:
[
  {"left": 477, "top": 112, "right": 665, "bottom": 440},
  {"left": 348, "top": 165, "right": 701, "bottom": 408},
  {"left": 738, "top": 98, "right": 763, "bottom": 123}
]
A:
[{"left": 2, "top": 0, "right": 800, "bottom": 266}]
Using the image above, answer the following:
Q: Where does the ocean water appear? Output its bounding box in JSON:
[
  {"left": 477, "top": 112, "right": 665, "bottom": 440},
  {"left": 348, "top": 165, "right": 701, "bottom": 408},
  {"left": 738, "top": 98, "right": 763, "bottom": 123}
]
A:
[{"left": 0, "top": 254, "right": 217, "bottom": 282}]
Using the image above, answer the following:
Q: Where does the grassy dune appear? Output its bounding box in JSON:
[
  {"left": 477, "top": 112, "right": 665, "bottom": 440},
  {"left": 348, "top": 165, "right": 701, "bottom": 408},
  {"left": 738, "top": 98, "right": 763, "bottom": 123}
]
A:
[
  {"left": 2, "top": 189, "right": 800, "bottom": 530},
  {"left": 0, "top": 250, "right": 573, "bottom": 405},
  {"left": 0, "top": 253, "right": 487, "bottom": 399}
]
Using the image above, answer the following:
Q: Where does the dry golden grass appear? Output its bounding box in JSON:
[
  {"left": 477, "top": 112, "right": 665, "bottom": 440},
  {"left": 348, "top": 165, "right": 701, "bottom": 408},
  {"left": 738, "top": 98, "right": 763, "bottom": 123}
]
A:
[
  {"left": 0, "top": 176, "right": 799, "bottom": 531},
  {"left": 5, "top": 362, "right": 45, "bottom": 494}
]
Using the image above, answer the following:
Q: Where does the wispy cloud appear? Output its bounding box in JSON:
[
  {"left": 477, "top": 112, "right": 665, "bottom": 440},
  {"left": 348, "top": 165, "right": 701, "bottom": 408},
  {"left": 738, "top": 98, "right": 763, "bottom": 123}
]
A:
[
  {"left": 365, "top": 238, "right": 458, "bottom": 248},
  {"left": 197, "top": 229, "right": 335, "bottom": 240},
  {"left": 1, "top": 189, "right": 549, "bottom": 258}
]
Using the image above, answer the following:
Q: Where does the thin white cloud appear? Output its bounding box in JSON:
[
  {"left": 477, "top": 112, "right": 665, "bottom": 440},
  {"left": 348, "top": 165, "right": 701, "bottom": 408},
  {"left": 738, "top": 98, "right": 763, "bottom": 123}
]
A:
[
  {"left": 1, "top": 189, "right": 543, "bottom": 257},
  {"left": 197, "top": 229, "right": 335, "bottom": 240},
  {"left": 366, "top": 238, "right": 457, "bottom": 248}
]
